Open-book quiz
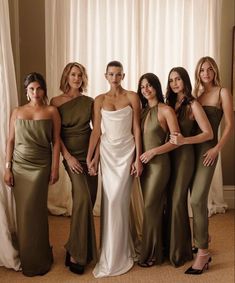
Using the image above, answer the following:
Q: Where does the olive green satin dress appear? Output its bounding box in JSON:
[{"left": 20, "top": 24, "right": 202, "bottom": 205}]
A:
[
  {"left": 139, "top": 105, "right": 170, "bottom": 265},
  {"left": 12, "top": 119, "right": 53, "bottom": 276},
  {"left": 58, "top": 95, "right": 97, "bottom": 265},
  {"left": 166, "top": 103, "right": 194, "bottom": 266},
  {"left": 190, "top": 106, "right": 223, "bottom": 249}
]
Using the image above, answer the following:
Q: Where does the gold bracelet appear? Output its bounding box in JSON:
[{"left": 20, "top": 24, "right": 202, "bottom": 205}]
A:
[{"left": 5, "top": 161, "right": 12, "bottom": 169}]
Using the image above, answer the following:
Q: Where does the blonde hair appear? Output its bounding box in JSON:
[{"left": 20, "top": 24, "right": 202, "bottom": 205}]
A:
[
  {"left": 194, "top": 56, "right": 221, "bottom": 97},
  {"left": 60, "top": 62, "right": 88, "bottom": 93}
]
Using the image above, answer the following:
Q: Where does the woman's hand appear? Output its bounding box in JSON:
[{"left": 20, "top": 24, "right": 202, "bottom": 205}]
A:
[
  {"left": 131, "top": 158, "right": 143, "bottom": 177},
  {"left": 4, "top": 169, "right": 14, "bottom": 187},
  {"left": 66, "top": 155, "right": 83, "bottom": 174},
  {"left": 87, "top": 158, "right": 99, "bottom": 176},
  {"left": 203, "top": 146, "right": 219, "bottom": 167},
  {"left": 170, "top": 132, "right": 185, "bottom": 145},
  {"left": 140, "top": 149, "right": 155, "bottom": 164},
  {"left": 49, "top": 168, "right": 59, "bottom": 185}
]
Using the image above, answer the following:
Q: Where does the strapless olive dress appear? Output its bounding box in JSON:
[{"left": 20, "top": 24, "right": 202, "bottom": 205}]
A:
[
  {"left": 139, "top": 105, "right": 170, "bottom": 265},
  {"left": 12, "top": 119, "right": 53, "bottom": 276},
  {"left": 58, "top": 95, "right": 97, "bottom": 265},
  {"left": 190, "top": 106, "right": 223, "bottom": 249}
]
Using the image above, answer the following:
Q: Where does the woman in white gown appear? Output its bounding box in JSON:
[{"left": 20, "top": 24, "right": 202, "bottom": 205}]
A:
[{"left": 87, "top": 61, "right": 143, "bottom": 278}]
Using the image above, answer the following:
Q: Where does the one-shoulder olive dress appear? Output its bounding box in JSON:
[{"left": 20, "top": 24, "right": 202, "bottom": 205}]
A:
[
  {"left": 58, "top": 95, "right": 97, "bottom": 265},
  {"left": 190, "top": 105, "right": 223, "bottom": 249},
  {"left": 12, "top": 119, "right": 53, "bottom": 276},
  {"left": 166, "top": 103, "right": 195, "bottom": 266},
  {"left": 139, "top": 105, "right": 170, "bottom": 265}
]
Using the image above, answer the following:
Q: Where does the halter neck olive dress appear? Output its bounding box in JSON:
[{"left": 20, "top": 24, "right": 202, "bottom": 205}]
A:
[
  {"left": 139, "top": 105, "right": 170, "bottom": 265},
  {"left": 58, "top": 95, "right": 97, "bottom": 265},
  {"left": 166, "top": 101, "right": 195, "bottom": 266},
  {"left": 190, "top": 104, "right": 223, "bottom": 249},
  {"left": 12, "top": 119, "right": 53, "bottom": 276}
]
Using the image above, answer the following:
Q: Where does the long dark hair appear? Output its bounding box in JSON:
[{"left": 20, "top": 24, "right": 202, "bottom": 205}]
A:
[
  {"left": 24, "top": 72, "right": 48, "bottom": 104},
  {"left": 165, "top": 67, "right": 194, "bottom": 109},
  {"left": 137, "top": 73, "right": 164, "bottom": 108}
]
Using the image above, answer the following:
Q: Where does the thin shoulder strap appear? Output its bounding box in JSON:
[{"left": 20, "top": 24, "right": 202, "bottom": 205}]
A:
[{"left": 217, "top": 87, "right": 222, "bottom": 107}]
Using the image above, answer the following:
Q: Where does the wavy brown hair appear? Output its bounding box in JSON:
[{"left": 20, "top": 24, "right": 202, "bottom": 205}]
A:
[
  {"left": 60, "top": 62, "right": 88, "bottom": 93},
  {"left": 194, "top": 56, "right": 221, "bottom": 97}
]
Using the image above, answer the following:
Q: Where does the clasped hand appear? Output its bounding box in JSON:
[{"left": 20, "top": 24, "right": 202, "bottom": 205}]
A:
[
  {"left": 131, "top": 159, "right": 143, "bottom": 177},
  {"left": 169, "top": 132, "right": 184, "bottom": 145},
  {"left": 87, "top": 158, "right": 99, "bottom": 176}
]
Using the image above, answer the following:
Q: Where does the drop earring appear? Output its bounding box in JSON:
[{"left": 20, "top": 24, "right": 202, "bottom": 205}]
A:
[{"left": 26, "top": 93, "right": 30, "bottom": 101}]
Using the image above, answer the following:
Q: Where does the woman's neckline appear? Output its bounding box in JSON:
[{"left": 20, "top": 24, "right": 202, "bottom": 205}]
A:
[
  {"left": 201, "top": 105, "right": 222, "bottom": 110},
  {"left": 16, "top": 118, "right": 52, "bottom": 121},
  {"left": 102, "top": 105, "right": 131, "bottom": 112}
]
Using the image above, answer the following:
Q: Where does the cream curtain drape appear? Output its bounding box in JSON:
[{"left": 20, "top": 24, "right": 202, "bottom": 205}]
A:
[
  {"left": 45, "top": 0, "right": 226, "bottom": 217},
  {"left": 0, "top": 0, "right": 20, "bottom": 270}
]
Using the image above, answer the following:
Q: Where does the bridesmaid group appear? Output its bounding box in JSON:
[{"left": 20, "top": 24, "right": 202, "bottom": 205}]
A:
[{"left": 3, "top": 56, "right": 233, "bottom": 277}]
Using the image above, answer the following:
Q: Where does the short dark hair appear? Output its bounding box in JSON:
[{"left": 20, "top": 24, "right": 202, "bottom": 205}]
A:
[
  {"left": 105, "top": 61, "right": 123, "bottom": 73},
  {"left": 24, "top": 72, "right": 48, "bottom": 104},
  {"left": 137, "top": 73, "right": 164, "bottom": 108}
]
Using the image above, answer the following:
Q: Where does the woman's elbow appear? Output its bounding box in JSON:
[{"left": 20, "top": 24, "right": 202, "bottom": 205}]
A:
[{"left": 207, "top": 130, "right": 214, "bottom": 141}]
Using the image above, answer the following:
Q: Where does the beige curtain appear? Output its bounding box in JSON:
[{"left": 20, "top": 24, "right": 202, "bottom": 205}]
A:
[
  {"left": 45, "top": 0, "right": 226, "bottom": 216},
  {"left": 0, "top": 0, "right": 21, "bottom": 270}
]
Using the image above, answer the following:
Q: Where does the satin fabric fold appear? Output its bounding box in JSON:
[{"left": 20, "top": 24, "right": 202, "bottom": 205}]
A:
[
  {"left": 93, "top": 106, "right": 135, "bottom": 278},
  {"left": 12, "top": 119, "right": 53, "bottom": 276},
  {"left": 58, "top": 95, "right": 97, "bottom": 264},
  {"left": 139, "top": 105, "right": 170, "bottom": 265},
  {"left": 190, "top": 106, "right": 223, "bottom": 249},
  {"left": 166, "top": 103, "right": 194, "bottom": 266}
]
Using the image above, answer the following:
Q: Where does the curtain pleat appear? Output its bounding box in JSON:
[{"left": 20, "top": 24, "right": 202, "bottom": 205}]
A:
[
  {"left": 45, "top": 0, "right": 225, "bottom": 217},
  {"left": 0, "top": 0, "right": 20, "bottom": 270}
]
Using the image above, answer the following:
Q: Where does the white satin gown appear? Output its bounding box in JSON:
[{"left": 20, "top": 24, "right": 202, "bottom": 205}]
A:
[{"left": 93, "top": 105, "right": 135, "bottom": 278}]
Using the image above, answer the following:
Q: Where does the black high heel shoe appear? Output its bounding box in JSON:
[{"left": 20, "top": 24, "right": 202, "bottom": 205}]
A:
[
  {"left": 65, "top": 252, "right": 70, "bottom": 267},
  {"left": 69, "top": 261, "right": 85, "bottom": 275},
  {"left": 65, "top": 252, "right": 85, "bottom": 274},
  {"left": 185, "top": 256, "right": 212, "bottom": 275},
  {"left": 192, "top": 246, "right": 198, "bottom": 254}
]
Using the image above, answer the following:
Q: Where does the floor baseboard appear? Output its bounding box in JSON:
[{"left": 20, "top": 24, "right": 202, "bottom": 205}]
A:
[{"left": 224, "top": 185, "right": 235, "bottom": 209}]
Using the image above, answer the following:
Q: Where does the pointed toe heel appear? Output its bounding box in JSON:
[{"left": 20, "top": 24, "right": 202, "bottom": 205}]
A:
[{"left": 185, "top": 257, "right": 212, "bottom": 275}]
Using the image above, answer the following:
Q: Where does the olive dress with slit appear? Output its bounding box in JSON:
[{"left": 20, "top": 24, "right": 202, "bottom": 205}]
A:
[
  {"left": 190, "top": 105, "right": 223, "bottom": 249},
  {"left": 166, "top": 101, "right": 195, "bottom": 266},
  {"left": 58, "top": 95, "right": 97, "bottom": 265},
  {"left": 139, "top": 105, "right": 170, "bottom": 265},
  {"left": 12, "top": 119, "right": 53, "bottom": 276}
]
